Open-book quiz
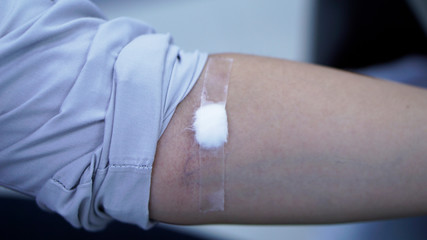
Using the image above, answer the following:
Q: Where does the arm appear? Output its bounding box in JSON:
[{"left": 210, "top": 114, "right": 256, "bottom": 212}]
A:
[{"left": 150, "top": 53, "right": 427, "bottom": 225}]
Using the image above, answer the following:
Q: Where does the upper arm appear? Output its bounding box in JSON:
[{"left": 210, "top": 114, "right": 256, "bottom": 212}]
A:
[{"left": 150, "top": 53, "right": 427, "bottom": 225}]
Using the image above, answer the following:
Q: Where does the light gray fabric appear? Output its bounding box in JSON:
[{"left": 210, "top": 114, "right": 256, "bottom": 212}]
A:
[{"left": 0, "top": 0, "right": 207, "bottom": 230}]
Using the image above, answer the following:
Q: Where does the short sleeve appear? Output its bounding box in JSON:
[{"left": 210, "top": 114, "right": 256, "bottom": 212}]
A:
[{"left": 0, "top": 0, "right": 207, "bottom": 230}]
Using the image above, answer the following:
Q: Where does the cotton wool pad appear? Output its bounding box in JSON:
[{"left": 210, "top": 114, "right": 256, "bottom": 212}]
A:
[{"left": 193, "top": 103, "right": 228, "bottom": 149}]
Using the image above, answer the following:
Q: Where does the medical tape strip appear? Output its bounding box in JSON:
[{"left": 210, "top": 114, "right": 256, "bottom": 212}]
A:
[{"left": 196, "top": 57, "right": 233, "bottom": 212}]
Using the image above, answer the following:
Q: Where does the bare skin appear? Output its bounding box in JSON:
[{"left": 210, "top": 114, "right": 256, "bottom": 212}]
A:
[{"left": 150, "top": 53, "right": 427, "bottom": 225}]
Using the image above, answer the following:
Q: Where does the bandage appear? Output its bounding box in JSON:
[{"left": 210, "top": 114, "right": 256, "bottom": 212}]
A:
[{"left": 193, "top": 56, "right": 233, "bottom": 212}]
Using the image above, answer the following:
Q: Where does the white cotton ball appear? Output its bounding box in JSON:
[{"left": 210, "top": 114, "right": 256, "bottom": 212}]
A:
[{"left": 193, "top": 103, "right": 228, "bottom": 149}]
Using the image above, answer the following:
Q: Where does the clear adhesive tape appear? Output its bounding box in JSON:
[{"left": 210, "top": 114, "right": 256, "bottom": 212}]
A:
[{"left": 195, "top": 56, "right": 233, "bottom": 212}]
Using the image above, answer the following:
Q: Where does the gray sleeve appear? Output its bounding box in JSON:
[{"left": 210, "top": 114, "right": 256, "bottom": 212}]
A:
[{"left": 0, "top": 0, "right": 207, "bottom": 230}]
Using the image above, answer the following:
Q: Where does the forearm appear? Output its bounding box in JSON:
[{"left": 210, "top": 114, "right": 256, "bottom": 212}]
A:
[{"left": 150, "top": 53, "right": 427, "bottom": 225}]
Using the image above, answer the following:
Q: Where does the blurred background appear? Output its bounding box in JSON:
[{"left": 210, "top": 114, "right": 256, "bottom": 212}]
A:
[
  {"left": 93, "top": 0, "right": 314, "bottom": 61},
  {"left": 1, "top": 0, "right": 427, "bottom": 239}
]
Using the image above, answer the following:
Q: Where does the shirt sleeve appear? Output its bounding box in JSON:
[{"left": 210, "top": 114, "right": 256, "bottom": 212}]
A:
[{"left": 0, "top": 0, "right": 207, "bottom": 230}]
